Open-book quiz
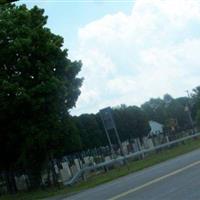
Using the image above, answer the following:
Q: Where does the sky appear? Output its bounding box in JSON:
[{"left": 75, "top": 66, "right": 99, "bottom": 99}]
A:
[{"left": 17, "top": 0, "right": 200, "bottom": 116}]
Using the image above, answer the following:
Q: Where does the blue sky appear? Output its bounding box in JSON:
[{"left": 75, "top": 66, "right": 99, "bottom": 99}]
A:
[
  {"left": 17, "top": 0, "right": 200, "bottom": 116},
  {"left": 18, "top": 1, "right": 133, "bottom": 54}
]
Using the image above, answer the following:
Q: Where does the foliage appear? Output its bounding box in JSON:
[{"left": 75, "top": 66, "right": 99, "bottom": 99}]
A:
[
  {"left": 141, "top": 98, "right": 166, "bottom": 124},
  {"left": 73, "top": 105, "right": 150, "bottom": 150},
  {"left": 74, "top": 114, "right": 106, "bottom": 149},
  {"left": 112, "top": 105, "right": 150, "bottom": 141},
  {"left": 0, "top": 3, "right": 82, "bottom": 186},
  {"left": 0, "top": 0, "right": 18, "bottom": 4},
  {"left": 141, "top": 95, "right": 190, "bottom": 131}
]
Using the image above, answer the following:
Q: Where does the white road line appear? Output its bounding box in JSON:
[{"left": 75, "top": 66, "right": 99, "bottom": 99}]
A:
[{"left": 109, "top": 160, "right": 200, "bottom": 200}]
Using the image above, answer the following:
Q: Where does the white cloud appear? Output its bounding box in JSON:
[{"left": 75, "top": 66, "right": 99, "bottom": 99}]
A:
[{"left": 71, "top": 0, "right": 200, "bottom": 115}]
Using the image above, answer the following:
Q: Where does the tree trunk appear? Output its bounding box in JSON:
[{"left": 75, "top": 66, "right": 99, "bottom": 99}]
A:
[
  {"left": 50, "top": 158, "right": 58, "bottom": 187},
  {"left": 27, "top": 170, "right": 42, "bottom": 190},
  {"left": 5, "top": 171, "right": 17, "bottom": 194}
]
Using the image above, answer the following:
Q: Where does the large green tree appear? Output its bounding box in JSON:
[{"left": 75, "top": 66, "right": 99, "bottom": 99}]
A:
[
  {"left": 142, "top": 95, "right": 190, "bottom": 131},
  {"left": 165, "top": 97, "right": 189, "bottom": 130},
  {"left": 74, "top": 114, "right": 106, "bottom": 150},
  {"left": 0, "top": 4, "right": 82, "bottom": 189},
  {"left": 141, "top": 98, "right": 166, "bottom": 124},
  {"left": 112, "top": 105, "right": 150, "bottom": 142},
  {"left": 0, "top": 0, "right": 18, "bottom": 4}
]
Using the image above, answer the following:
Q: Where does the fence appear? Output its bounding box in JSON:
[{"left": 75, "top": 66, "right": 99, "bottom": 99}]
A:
[{"left": 63, "top": 132, "right": 200, "bottom": 186}]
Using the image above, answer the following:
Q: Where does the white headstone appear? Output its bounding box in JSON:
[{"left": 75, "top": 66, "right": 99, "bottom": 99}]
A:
[
  {"left": 105, "top": 156, "right": 111, "bottom": 161},
  {"left": 70, "top": 164, "right": 78, "bottom": 175},
  {"left": 15, "top": 175, "right": 28, "bottom": 191},
  {"left": 54, "top": 164, "right": 59, "bottom": 174},
  {"left": 132, "top": 142, "right": 139, "bottom": 152},
  {"left": 74, "top": 159, "right": 81, "bottom": 171},
  {"left": 122, "top": 143, "right": 128, "bottom": 155},
  {"left": 62, "top": 162, "right": 72, "bottom": 177},
  {"left": 60, "top": 168, "right": 72, "bottom": 182},
  {"left": 83, "top": 156, "right": 90, "bottom": 164}
]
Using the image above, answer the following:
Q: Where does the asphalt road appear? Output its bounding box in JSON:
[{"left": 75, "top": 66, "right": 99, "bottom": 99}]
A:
[{"left": 63, "top": 149, "right": 200, "bottom": 200}]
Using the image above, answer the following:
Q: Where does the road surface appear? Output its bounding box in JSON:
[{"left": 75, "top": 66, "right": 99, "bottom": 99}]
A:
[{"left": 62, "top": 149, "right": 200, "bottom": 200}]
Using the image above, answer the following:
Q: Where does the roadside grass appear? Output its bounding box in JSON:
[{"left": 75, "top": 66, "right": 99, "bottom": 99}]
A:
[{"left": 1, "top": 137, "right": 200, "bottom": 200}]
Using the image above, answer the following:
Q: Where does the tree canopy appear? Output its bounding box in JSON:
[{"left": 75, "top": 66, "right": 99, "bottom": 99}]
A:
[
  {"left": 0, "top": 4, "right": 82, "bottom": 182},
  {"left": 112, "top": 105, "right": 150, "bottom": 142},
  {"left": 73, "top": 105, "right": 150, "bottom": 150},
  {"left": 141, "top": 95, "right": 191, "bottom": 131}
]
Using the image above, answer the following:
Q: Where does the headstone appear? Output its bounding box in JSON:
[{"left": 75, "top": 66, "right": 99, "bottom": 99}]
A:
[
  {"left": 122, "top": 141, "right": 129, "bottom": 155},
  {"left": 62, "top": 161, "right": 72, "bottom": 177},
  {"left": 94, "top": 155, "right": 102, "bottom": 164},
  {"left": 54, "top": 164, "right": 59, "bottom": 174},
  {"left": 89, "top": 156, "right": 95, "bottom": 165},
  {"left": 83, "top": 156, "right": 90, "bottom": 165},
  {"left": 60, "top": 168, "right": 72, "bottom": 182},
  {"left": 147, "top": 138, "right": 154, "bottom": 148},
  {"left": 135, "top": 138, "right": 145, "bottom": 158},
  {"left": 152, "top": 137, "right": 159, "bottom": 146},
  {"left": 143, "top": 137, "right": 154, "bottom": 149},
  {"left": 41, "top": 171, "right": 48, "bottom": 186},
  {"left": 74, "top": 159, "right": 81, "bottom": 171},
  {"left": 127, "top": 143, "right": 133, "bottom": 153},
  {"left": 83, "top": 156, "right": 95, "bottom": 166},
  {"left": 105, "top": 156, "right": 111, "bottom": 161},
  {"left": 135, "top": 138, "right": 142, "bottom": 151},
  {"left": 143, "top": 137, "right": 149, "bottom": 149},
  {"left": 132, "top": 142, "right": 139, "bottom": 152},
  {"left": 122, "top": 144, "right": 128, "bottom": 155},
  {"left": 70, "top": 164, "right": 78, "bottom": 176},
  {"left": 165, "top": 136, "right": 169, "bottom": 143},
  {"left": 15, "top": 175, "right": 28, "bottom": 191}
]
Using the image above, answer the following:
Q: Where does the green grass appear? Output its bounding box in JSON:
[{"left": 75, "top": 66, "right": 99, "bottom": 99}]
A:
[{"left": 1, "top": 138, "right": 200, "bottom": 200}]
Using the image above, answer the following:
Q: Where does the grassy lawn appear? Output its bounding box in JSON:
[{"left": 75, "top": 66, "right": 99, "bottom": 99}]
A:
[{"left": 1, "top": 137, "right": 200, "bottom": 200}]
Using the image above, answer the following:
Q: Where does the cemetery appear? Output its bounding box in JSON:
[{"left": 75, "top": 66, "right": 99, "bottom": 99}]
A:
[{"left": 2, "top": 129, "right": 194, "bottom": 194}]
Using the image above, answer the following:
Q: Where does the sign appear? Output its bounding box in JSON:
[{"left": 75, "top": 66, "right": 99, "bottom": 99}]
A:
[
  {"left": 99, "top": 107, "right": 115, "bottom": 130},
  {"left": 99, "top": 107, "right": 125, "bottom": 157}
]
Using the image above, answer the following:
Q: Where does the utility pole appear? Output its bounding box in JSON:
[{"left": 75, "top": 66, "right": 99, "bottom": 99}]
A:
[{"left": 185, "top": 90, "right": 195, "bottom": 134}]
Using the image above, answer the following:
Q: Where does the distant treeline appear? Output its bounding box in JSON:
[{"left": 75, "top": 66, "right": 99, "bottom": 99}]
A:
[{"left": 72, "top": 89, "right": 200, "bottom": 153}]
